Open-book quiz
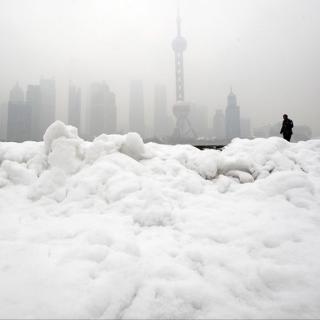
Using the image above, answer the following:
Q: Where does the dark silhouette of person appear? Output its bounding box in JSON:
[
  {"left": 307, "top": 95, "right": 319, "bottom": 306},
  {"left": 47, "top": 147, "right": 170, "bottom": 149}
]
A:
[{"left": 280, "top": 114, "right": 294, "bottom": 141}]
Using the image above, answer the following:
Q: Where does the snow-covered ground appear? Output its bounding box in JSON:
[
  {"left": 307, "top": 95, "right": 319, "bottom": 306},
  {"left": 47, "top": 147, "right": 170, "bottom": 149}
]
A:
[{"left": 0, "top": 121, "right": 320, "bottom": 319}]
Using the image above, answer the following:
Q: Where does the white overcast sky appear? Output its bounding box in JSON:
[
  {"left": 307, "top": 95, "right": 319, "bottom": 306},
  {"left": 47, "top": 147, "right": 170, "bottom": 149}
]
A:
[{"left": 0, "top": 0, "right": 319, "bottom": 134}]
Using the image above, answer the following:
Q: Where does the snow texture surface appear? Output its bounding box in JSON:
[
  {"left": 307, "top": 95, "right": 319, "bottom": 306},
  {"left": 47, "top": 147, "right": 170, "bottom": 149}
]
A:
[{"left": 0, "top": 121, "right": 320, "bottom": 319}]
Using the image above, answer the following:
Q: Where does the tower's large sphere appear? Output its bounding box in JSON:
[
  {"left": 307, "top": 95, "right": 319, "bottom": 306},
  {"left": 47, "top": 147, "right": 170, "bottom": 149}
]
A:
[
  {"left": 172, "top": 36, "right": 187, "bottom": 52},
  {"left": 173, "top": 101, "right": 190, "bottom": 119}
]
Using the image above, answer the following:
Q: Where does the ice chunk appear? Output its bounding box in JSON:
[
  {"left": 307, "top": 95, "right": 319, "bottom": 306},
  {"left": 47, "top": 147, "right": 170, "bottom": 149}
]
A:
[
  {"left": 43, "top": 120, "right": 79, "bottom": 153},
  {"left": 48, "top": 137, "right": 82, "bottom": 174},
  {"left": 28, "top": 168, "right": 67, "bottom": 201},
  {"left": 185, "top": 149, "right": 219, "bottom": 180},
  {"left": 84, "top": 140, "right": 118, "bottom": 164},
  {"left": 225, "top": 170, "right": 254, "bottom": 183},
  {"left": 120, "top": 132, "right": 146, "bottom": 161},
  {"left": 1, "top": 160, "right": 36, "bottom": 185}
]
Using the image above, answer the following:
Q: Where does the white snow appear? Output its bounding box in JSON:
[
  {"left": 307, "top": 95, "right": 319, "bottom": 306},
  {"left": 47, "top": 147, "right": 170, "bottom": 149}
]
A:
[{"left": 0, "top": 121, "right": 320, "bottom": 319}]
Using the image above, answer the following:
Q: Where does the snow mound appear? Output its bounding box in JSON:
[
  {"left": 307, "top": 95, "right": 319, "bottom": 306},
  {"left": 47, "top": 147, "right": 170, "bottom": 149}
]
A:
[
  {"left": 120, "top": 132, "right": 147, "bottom": 161},
  {"left": 43, "top": 120, "right": 79, "bottom": 153},
  {"left": 0, "top": 122, "right": 320, "bottom": 319}
]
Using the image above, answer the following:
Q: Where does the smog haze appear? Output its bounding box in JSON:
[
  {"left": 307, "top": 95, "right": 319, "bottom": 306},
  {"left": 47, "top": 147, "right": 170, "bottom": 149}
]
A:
[{"left": 0, "top": 0, "right": 319, "bottom": 136}]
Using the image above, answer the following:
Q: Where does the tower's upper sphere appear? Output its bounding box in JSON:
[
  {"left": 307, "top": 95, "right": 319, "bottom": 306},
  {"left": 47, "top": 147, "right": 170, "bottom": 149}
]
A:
[{"left": 172, "top": 36, "right": 187, "bottom": 52}]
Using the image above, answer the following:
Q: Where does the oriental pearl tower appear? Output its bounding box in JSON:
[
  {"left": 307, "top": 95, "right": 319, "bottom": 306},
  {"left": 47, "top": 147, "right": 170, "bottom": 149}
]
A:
[{"left": 171, "top": 8, "right": 196, "bottom": 141}]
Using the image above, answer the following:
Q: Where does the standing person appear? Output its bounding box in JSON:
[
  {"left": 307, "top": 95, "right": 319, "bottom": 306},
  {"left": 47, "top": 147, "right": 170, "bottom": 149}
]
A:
[{"left": 280, "top": 114, "right": 294, "bottom": 141}]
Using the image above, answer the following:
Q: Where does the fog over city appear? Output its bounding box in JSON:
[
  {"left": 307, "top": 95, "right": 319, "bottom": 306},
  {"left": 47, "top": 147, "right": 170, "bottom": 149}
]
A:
[{"left": 0, "top": 0, "right": 319, "bottom": 138}]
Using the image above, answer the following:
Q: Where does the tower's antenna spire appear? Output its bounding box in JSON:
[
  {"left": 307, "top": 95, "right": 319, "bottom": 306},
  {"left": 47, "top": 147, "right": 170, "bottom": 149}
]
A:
[{"left": 177, "top": 1, "right": 181, "bottom": 36}]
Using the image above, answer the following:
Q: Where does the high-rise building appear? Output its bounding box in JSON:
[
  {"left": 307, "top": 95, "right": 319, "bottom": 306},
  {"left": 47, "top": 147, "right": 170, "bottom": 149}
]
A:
[
  {"left": 89, "top": 82, "right": 117, "bottom": 138},
  {"left": 0, "top": 102, "right": 8, "bottom": 141},
  {"left": 26, "top": 84, "right": 41, "bottom": 141},
  {"left": 129, "top": 80, "right": 145, "bottom": 137},
  {"left": 7, "top": 83, "right": 31, "bottom": 142},
  {"left": 40, "top": 78, "right": 56, "bottom": 135},
  {"left": 213, "top": 109, "right": 225, "bottom": 140},
  {"left": 154, "top": 84, "right": 168, "bottom": 138},
  {"left": 225, "top": 89, "right": 241, "bottom": 140},
  {"left": 68, "top": 84, "right": 81, "bottom": 131}
]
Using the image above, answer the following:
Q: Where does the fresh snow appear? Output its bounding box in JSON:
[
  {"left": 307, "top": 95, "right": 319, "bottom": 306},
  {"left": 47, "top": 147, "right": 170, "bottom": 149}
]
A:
[{"left": 0, "top": 121, "right": 320, "bottom": 319}]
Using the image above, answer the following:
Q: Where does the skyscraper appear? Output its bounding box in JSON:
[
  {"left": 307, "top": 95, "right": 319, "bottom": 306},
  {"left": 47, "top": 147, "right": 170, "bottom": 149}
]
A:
[
  {"left": 40, "top": 78, "right": 56, "bottom": 135},
  {"left": 0, "top": 102, "right": 8, "bottom": 141},
  {"left": 129, "top": 80, "right": 145, "bottom": 137},
  {"left": 225, "top": 89, "right": 241, "bottom": 140},
  {"left": 68, "top": 84, "right": 81, "bottom": 131},
  {"left": 89, "top": 82, "right": 117, "bottom": 138},
  {"left": 154, "top": 84, "right": 168, "bottom": 138},
  {"left": 213, "top": 109, "right": 225, "bottom": 140},
  {"left": 26, "top": 84, "right": 41, "bottom": 141},
  {"left": 7, "top": 83, "right": 31, "bottom": 142}
]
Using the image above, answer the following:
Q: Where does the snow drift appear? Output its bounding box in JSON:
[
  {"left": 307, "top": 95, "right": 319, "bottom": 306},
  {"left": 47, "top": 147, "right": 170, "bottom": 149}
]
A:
[{"left": 0, "top": 121, "right": 320, "bottom": 319}]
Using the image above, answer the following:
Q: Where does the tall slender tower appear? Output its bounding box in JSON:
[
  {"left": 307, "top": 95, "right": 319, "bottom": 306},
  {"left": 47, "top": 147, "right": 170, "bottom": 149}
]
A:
[
  {"left": 172, "top": 8, "right": 187, "bottom": 101},
  {"left": 171, "top": 8, "right": 196, "bottom": 141}
]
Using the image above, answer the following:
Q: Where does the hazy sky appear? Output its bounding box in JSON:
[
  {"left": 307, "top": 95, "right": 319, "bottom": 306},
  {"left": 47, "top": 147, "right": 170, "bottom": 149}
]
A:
[{"left": 1, "top": 0, "right": 319, "bottom": 135}]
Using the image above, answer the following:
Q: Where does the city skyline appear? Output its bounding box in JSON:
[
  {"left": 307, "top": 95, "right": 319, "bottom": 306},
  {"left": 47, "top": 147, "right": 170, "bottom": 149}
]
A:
[
  {"left": 3, "top": 77, "right": 314, "bottom": 143},
  {"left": 0, "top": 0, "right": 319, "bottom": 137}
]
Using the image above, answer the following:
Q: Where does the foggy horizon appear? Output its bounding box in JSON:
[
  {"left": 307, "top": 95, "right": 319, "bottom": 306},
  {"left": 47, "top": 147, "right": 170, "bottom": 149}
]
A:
[{"left": 1, "top": 0, "right": 319, "bottom": 136}]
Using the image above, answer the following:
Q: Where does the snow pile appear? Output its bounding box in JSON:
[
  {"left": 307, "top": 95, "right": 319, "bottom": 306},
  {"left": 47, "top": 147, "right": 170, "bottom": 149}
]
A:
[{"left": 0, "top": 121, "right": 320, "bottom": 319}]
